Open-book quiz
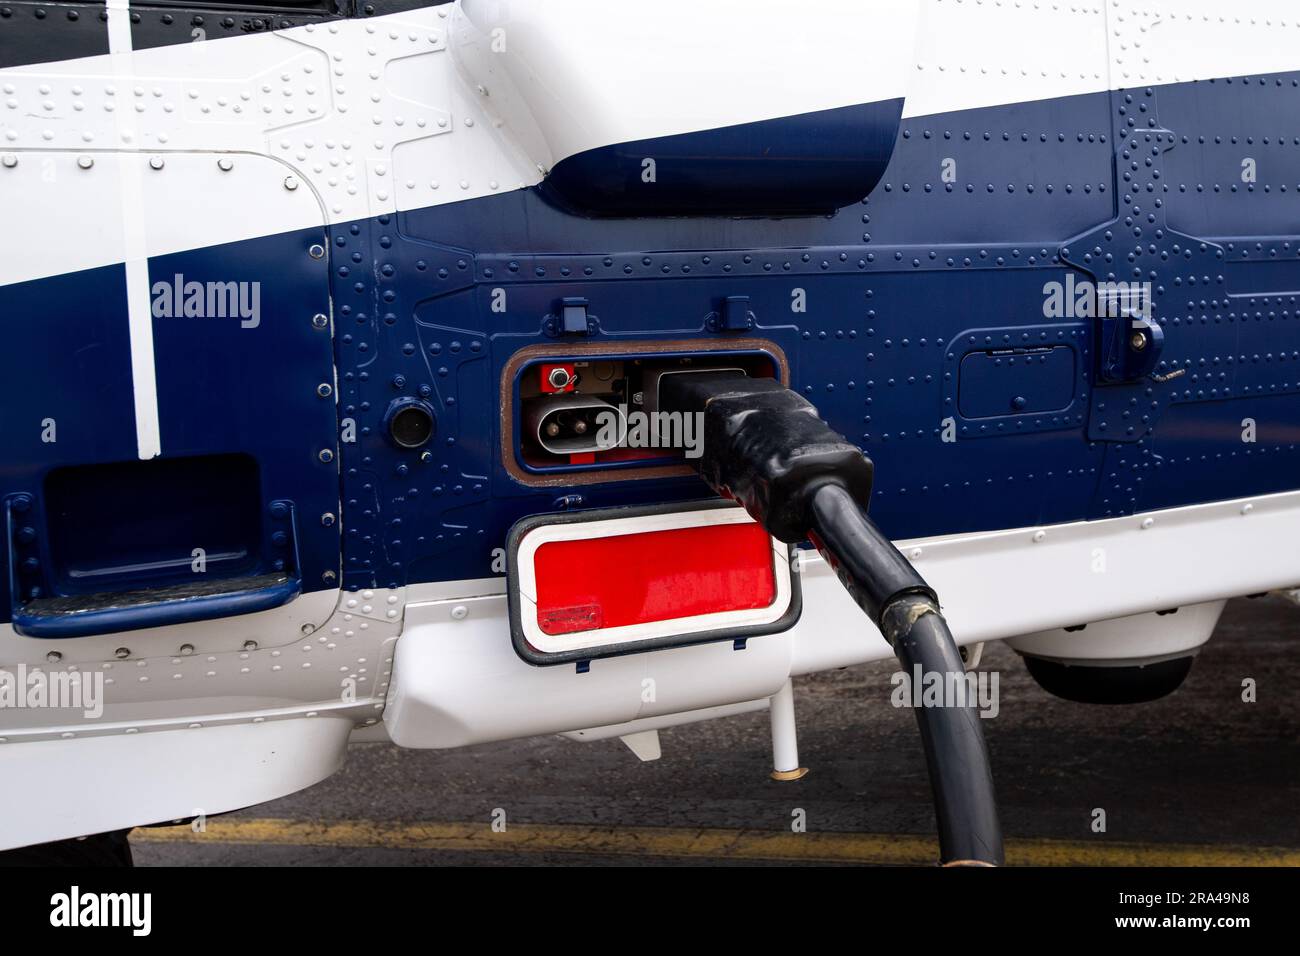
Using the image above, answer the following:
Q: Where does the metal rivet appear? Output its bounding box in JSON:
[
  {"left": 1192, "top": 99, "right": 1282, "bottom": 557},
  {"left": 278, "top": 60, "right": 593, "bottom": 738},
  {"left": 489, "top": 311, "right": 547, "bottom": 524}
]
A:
[
  {"left": 318, "top": 449, "right": 334, "bottom": 463},
  {"left": 1, "top": 154, "right": 17, "bottom": 168},
  {"left": 301, "top": 624, "right": 315, "bottom": 635},
  {"left": 242, "top": 640, "right": 258, "bottom": 651},
  {"left": 46, "top": 651, "right": 62, "bottom": 663},
  {"left": 179, "top": 643, "right": 195, "bottom": 655},
  {"left": 284, "top": 175, "right": 299, "bottom": 190},
  {"left": 1241, "top": 503, "right": 1254, "bottom": 515},
  {"left": 311, "top": 313, "right": 329, "bottom": 329},
  {"left": 450, "top": 604, "right": 468, "bottom": 620},
  {"left": 1130, "top": 332, "right": 1147, "bottom": 351},
  {"left": 316, "top": 382, "right": 333, "bottom": 398},
  {"left": 149, "top": 155, "right": 164, "bottom": 170},
  {"left": 308, "top": 243, "right": 325, "bottom": 259},
  {"left": 1140, "top": 517, "right": 1154, "bottom": 529},
  {"left": 322, "top": 570, "right": 337, "bottom": 584},
  {"left": 320, "top": 512, "right": 336, "bottom": 527},
  {"left": 1032, "top": 530, "right": 1046, "bottom": 542},
  {"left": 114, "top": 647, "right": 130, "bottom": 659},
  {"left": 217, "top": 157, "right": 234, "bottom": 171},
  {"left": 77, "top": 155, "right": 94, "bottom": 169}
]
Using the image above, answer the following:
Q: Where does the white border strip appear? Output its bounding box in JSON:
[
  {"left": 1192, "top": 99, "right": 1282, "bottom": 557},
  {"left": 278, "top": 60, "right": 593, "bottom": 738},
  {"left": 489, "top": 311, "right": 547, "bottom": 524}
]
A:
[
  {"left": 107, "top": 0, "right": 161, "bottom": 459},
  {"left": 515, "top": 507, "right": 792, "bottom": 655}
]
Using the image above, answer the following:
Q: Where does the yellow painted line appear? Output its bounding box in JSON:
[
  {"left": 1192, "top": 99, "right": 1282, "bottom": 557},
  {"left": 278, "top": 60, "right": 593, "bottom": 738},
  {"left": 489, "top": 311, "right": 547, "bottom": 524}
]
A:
[{"left": 132, "top": 818, "right": 1300, "bottom": 866}]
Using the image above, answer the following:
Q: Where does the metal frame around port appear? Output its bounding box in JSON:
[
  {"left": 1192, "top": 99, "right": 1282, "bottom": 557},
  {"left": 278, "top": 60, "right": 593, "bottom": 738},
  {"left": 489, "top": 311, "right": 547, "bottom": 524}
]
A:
[{"left": 499, "top": 338, "right": 790, "bottom": 487}]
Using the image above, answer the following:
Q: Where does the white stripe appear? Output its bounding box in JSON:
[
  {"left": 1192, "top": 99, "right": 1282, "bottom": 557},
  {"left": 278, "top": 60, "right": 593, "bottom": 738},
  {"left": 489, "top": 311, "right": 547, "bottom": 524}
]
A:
[
  {"left": 454, "top": 0, "right": 920, "bottom": 168},
  {"left": 5, "top": 2, "right": 1300, "bottom": 289},
  {"left": 107, "top": 0, "right": 161, "bottom": 459},
  {"left": 105, "top": 0, "right": 132, "bottom": 54},
  {"left": 0, "top": 6, "right": 536, "bottom": 287}
]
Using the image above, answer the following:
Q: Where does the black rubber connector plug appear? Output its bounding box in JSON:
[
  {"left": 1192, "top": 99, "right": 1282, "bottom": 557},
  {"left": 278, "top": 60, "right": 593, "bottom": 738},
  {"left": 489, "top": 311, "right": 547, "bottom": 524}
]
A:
[
  {"left": 658, "top": 373, "right": 873, "bottom": 542},
  {"left": 659, "top": 371, "right": 1004, "bottom": 866}
]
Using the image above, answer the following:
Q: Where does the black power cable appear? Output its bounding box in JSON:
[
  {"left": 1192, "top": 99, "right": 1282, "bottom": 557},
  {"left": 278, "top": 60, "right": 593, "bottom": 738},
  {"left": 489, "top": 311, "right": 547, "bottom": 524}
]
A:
[{"left": 661, "top": 372, "right": 1004, "bottom": 866}]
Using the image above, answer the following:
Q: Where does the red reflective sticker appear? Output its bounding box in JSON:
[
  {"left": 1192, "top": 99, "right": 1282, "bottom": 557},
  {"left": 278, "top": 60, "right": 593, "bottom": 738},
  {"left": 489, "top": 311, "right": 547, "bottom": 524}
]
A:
[
  {"left": 538, "top": 603, "right": 602, "bottom": 635},
  {"left": 532, "top": 521, "right": 776, "bottom": 636}
]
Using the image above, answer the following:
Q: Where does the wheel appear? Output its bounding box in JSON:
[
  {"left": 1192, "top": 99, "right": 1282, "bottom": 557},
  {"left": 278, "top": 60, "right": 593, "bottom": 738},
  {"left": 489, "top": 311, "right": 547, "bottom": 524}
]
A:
[{"left": 1023, "top": 654, "right": 1195, "bottom": 705}]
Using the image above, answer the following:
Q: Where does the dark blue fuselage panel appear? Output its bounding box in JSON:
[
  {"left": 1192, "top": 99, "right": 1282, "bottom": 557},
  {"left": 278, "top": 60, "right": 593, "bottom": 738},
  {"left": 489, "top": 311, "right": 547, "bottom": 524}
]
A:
[{"left": 4, "top": 73, "right": 1300, "bottom": 623}]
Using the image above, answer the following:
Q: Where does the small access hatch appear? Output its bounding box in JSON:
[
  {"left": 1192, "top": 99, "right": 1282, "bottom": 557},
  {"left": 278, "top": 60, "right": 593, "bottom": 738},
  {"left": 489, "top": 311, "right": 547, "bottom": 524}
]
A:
[{"left": 958, "top": 346, "right": 1076, "bottom": 419}]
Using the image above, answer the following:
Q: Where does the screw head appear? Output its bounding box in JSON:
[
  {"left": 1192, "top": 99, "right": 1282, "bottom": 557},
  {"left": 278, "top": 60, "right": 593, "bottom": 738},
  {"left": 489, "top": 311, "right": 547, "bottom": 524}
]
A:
[
  {"left": 243, "top": 640, "right": 259, "bottom": 651},
  {"left": 149, "top": 155, "right": 165, "bottom": 170},
  {"left": 1130, "top": 331, "right": 1147, "bottom": 351},
  {"left": 322, "top": 570, "right": 337, "bottom": 584},
  {"left": 46, "top": 651, "right": 62, "bottom": 663},
  {"left": 114, "top": 647, "right": 130, "bottom": 660},
  {"left": 284, "top": 175, "right": 299, "bottom": 191},
  {"left": 320, "top": 512, "right": 336, "bottom": 527},
  {"left": 179, "top": 643, "right": 195, "bottom": 655},
  {"left": 316, "top": 382, "right": 333, "bottom": 398},
  {"left": 217, "top": 157, "right": 234, "bottom": 171},
  {"left": 311, "top": 313, "right": 329, "bottom": 329},
  {"left": 318, "top": 448, "right": 334, "bottom": 463},
  {"left": 308, "top": 244, "right": 325, "bottom": 259},
  {"left": 77, "top": 155, "right": 94, "bottom": 169},
  {"left": 1, "top": 154, "right": 17, "bottom": 168}
]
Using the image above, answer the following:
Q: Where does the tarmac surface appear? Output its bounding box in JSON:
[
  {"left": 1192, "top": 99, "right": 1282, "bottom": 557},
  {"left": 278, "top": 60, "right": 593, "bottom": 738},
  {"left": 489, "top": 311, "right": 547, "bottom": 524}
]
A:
[{"left": 130, "top": 594, "right": 1300, "bottom": 866}]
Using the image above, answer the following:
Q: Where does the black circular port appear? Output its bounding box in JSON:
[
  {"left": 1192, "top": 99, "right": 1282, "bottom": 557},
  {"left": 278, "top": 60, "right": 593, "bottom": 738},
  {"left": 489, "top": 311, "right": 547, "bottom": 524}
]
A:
[{"left": 384, "top": 399, "right": 436, "bottom": 449}]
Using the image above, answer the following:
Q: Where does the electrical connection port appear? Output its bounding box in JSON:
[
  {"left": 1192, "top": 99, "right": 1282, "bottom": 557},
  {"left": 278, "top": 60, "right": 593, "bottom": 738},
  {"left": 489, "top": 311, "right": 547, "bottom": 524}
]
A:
[
  {"left": 508, "top": 342, "right": 784, "bottom": 479},
  {"left": 526, "top": 393, "right": 627, "bottom": 458}
]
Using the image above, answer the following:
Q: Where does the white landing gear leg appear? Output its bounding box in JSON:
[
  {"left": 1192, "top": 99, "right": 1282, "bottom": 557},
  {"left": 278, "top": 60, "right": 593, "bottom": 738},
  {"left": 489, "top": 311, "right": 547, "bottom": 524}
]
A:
[{"left": 769, "top": 679, "right": 808, "bottom": 781}]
